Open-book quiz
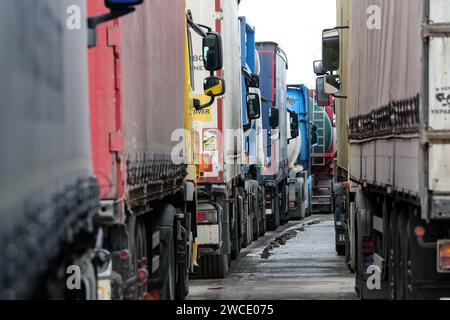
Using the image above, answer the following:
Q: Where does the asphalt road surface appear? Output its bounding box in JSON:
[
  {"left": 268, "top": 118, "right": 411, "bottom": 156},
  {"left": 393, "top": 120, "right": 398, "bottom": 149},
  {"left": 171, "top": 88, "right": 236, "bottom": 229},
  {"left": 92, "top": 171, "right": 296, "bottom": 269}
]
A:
[{"left": 189, "top": 215, "right": 357, "bottom": 300}]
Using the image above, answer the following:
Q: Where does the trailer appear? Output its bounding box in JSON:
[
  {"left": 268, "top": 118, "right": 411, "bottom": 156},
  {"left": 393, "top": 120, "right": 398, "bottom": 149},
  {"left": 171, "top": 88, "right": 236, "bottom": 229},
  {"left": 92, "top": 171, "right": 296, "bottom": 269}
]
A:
[
  {"left": 187, "top": 0, "right": 246, "bottom": 278},
  {"left": 287, "top": 85, "right": 312, "bottom": 220},
  {"left": 257, "top": 42, "right": 290, "bottom": 230},
  {"left": 324, "top": 0, "right": 450, "bottom": 299},
  {"left": 0, "top": 0, "right": 100, "bottom": 299},
  {"left": 240, "top": 17, "right": 267, "bottom": 244},
  {"left": 87, "top": 0, "right": 224, "bottom": 299}
]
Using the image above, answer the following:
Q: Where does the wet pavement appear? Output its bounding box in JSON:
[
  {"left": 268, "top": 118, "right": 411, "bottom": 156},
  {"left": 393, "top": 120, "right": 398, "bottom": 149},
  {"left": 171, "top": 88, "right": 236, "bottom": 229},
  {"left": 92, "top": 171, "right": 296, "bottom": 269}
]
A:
[{"left": 189, "top": 215, "right": 357, "bottom": 300}]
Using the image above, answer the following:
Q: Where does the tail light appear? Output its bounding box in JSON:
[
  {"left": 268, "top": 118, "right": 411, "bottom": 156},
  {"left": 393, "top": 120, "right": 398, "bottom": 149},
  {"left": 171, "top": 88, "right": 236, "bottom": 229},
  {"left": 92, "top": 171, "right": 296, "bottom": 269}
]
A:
[
  {"left": 137, "top": 268, "right": 148, "bottom": 284},
  {"left": 119, "top": 250, "right": 130, "bottom": 260},
  {"left": 197, "top": 210, "right": 218, "bottom": 224},
  {"left": 438, "top": 241, "right": 450, "bottom": 273},
  {"left": 362, "top": 237, "right": 374, "bottom": 254},
  {"left": 415, "top": 226, "right": 426, "bottom": 238},
  {"left": 265, "top": 193, "right": 272, "bottom": 203},
  {"left": 289, "top": 201, "right": 297, "bottom": 209}
]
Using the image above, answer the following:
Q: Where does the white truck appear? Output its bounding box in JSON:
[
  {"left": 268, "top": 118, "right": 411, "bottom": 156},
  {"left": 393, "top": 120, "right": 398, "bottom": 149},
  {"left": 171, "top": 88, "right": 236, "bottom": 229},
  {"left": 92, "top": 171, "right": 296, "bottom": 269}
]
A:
[
  {"left": 187, "top": 0, "right": 247, "bottom": 278},
  {"left": 323, "top": 0, "right": 450, "bottom": 299}
]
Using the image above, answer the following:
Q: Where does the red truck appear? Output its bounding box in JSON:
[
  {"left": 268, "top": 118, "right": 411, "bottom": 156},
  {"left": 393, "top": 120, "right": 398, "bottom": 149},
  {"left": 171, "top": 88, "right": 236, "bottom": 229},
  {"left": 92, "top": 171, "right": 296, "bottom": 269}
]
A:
[{"left": 88, "top": 0, "right": 224, "bottom": 300}]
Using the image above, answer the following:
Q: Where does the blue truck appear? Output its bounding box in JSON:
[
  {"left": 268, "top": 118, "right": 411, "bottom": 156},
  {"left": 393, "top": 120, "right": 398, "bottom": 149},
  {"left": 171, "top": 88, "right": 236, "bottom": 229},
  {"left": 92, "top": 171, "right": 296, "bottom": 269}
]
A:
[
  {"left": 239, "top": 17, "right": 267, "bottom": 244},
  {"left": 286, "top": 85, "right": 313, "bottom": 220},
  {"left": 256, "top": 42, "right": 290, "bottom": 230}
]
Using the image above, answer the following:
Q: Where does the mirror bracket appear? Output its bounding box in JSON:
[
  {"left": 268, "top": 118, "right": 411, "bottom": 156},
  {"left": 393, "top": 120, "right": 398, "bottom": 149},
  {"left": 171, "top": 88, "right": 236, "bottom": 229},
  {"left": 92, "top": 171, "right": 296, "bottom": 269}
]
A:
[
  {"left": 88, "top": 8, "right": 135, "bottom": 48},
  {"left": 243, "top": 123, "right": 252, "bottom": 132},
  {"left": 332, "top": 95, "right": 348, "bottom": 99},
  {"left": 195, "top": 96, "right": 216, "bottom": 111},
  {"left": 187, "top": 16, "right": 210, "bottom": 38}
]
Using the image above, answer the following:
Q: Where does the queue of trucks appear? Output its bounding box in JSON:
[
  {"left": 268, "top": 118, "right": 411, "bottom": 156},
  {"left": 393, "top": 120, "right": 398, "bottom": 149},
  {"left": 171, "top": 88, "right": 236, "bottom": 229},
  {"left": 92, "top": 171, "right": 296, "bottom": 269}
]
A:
[
  {"left": 318, "top": 0, "right": 450, "bottom": 299},
  {"left": 0, "top": 0, "right": 320, "bottom": 300},
  {"left": 11, "top": 0, "right": 444, "bottom": 302}
]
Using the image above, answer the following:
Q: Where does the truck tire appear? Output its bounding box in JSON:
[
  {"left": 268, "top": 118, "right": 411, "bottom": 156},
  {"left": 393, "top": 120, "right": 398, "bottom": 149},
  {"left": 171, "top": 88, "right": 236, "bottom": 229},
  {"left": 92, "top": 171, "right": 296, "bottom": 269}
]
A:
[
  {"left": 280, "top": 183, "right": 289, "bottom": 225},
  {"left": 259, "top": 188, "right": 267, "bottom": 237},
  {"left": 230, "top": 195, "right": 241, "bottom": 260},
  {"left": 198, "top": 255, "right": 229, "bottom": 279},
  {"left": 404, "top": 216, "right": 414, "bottom": 301},
  {"left": 151, "top": 205, "right": 176, "bottom": 300},
  {"left": 241, "top": 201, "right": 249, "bottom": 249},
  {"left": 238, "top": 187, "right": 251, "bottom": 249},
  {"left": 231, "top": 227, "right": 240, "bottom": 260},
  {"left": 336, "top": 244, "right": 346, "bottom": 256},
  {"left": 252, "top": 213, "right": 259, "bottom": 241},
  {"left": 175, "top": 225, "right": 189, "bottom": 300},
  {"left": 252, "top": 192, "right": 260, "bottom": 241},
  {"left": 260, "top": 213, "right": 267, "bottom": 236},
  {"left": 387, "top": 209, "right": 398, "bottom": 300},
  {"left": 163, "top": 241, "right": 176, "bottom": 300},
  {"left": 345, "top": 228, "right": 353, "bottom": 272},
  {"left": 267, "top": 188, "right": 280, "bottom": 231},
  {"left": 132, "top": 219, "right": 149, "bottom": 300},
  {"left": 395, "top": 213, "right": 407, "bottom": 300},
  {"left": 247, "top": 197, "right": 254, "bottom": 245},
  {"left": 299, "top": 199, "right": 306, "bottom": 220}
]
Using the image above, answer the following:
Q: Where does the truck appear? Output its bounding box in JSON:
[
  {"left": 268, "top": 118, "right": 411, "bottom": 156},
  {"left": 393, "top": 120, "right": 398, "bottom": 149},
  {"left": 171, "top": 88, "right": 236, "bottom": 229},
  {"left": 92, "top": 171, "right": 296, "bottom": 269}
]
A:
[
  {"left": 322, "top": 0, "right": 450, "bottom": 299},
  {"left": 87, "top": 0, "right": 224, "bottom": 299},
  {"left": 239, "top": 17, "right": 267, "bottom": 243},
  {"left": 0, "top": 0, "right": 132, "bottom": 299},
  {"left": 256, "top": 42, "right": 290, "bottom": 230},
  {"left": 309, "top": 90, "right": 335, "bottom": 215},
  {"left": 286, "top": 85, "right": 312, "bottom": 220},
  {"left": 187, "top": 0, "right": 246, "bottom": 279}
]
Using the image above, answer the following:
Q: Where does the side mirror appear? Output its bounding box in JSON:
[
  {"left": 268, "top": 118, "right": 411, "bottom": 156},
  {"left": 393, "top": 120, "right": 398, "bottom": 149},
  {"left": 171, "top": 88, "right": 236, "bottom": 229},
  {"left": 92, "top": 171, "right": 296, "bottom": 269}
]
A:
[
  {"left": 290, "top": 112, "right": 299, "bottom": 139},
  {"left": 203, "top": 32, "right": 223, "bottom": 72},
  {"left": 269, "top": 107, "right": 280, "bottom": 129},
  {"left": 316, "top": 76, "right": 331, "bottom": 107},
  {"left": 105, "top": 0, "right": 144, "bottom": 9},
  {"left": 204, "top": 76, "right": 226, "bottom": 97},
  {"left": 246, "top": 93, "right": 261, "bottom": 120},
  {"left": 324, "top": 75, "right": 341, "bottom": 95},
  {"left": 322, "top": 29, "right": 340, "bottom": 71},
  {"left": 313, "top": 60, "right": 327, "bottom": 76}
]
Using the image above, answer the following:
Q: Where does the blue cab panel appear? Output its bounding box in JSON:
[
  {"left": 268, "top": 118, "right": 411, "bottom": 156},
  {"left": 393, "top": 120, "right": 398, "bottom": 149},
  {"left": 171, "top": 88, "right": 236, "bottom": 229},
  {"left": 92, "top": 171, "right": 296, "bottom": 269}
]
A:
[{"left": 287, "top": 84, "right": 310, "bottom": 171}]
